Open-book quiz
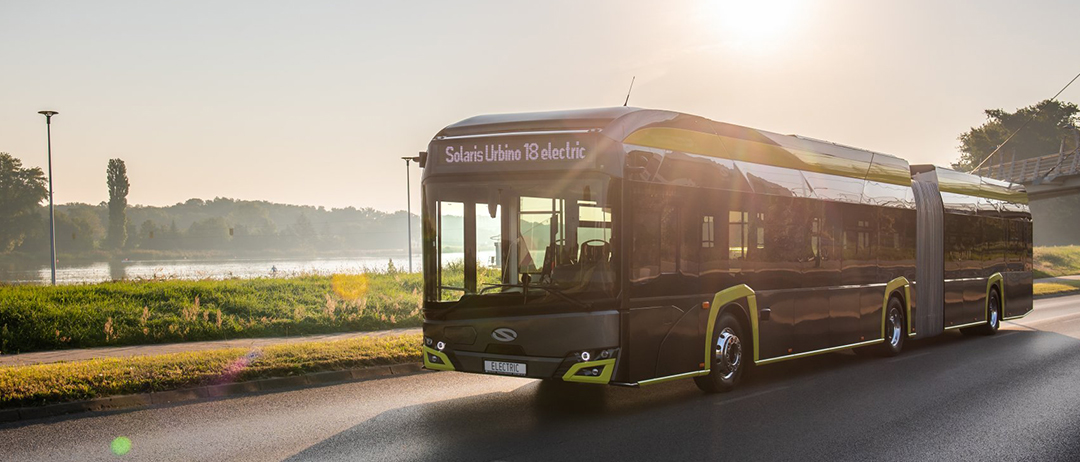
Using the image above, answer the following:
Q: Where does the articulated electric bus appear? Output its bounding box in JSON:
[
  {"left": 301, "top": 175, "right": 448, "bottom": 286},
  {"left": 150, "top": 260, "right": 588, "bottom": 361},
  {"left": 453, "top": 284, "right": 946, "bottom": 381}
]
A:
[{"left": 419, "top": 107, "right": 1033, "bottom": 392}]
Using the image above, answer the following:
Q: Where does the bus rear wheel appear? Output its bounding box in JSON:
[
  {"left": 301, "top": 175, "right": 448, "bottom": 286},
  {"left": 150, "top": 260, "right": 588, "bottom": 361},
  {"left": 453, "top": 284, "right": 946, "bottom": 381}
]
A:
[
  {"left": 694, "top": 312, "right": 747, "bottom": 393},
  {"left": 964, "top": 289, "right": 1001, "bottom": 336},
  {"left": 874, "top": 297, "right": 906, "bottom": 357}
]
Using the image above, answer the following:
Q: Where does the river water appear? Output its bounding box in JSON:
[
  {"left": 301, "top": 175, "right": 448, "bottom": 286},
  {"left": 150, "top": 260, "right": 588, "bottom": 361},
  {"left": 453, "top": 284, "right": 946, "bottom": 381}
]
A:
[
  {"left": 0, "top": 251, "right": 500, "bottom": 285},
  {"left": 0, "top": 255, "right": 415, "bottom": 285}
]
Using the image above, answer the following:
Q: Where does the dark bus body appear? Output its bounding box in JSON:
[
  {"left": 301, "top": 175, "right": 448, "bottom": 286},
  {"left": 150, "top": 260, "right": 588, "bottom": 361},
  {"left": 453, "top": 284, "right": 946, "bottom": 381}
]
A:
[{"left": 420, "top": 107, "right": 1032, "bottom": 391}]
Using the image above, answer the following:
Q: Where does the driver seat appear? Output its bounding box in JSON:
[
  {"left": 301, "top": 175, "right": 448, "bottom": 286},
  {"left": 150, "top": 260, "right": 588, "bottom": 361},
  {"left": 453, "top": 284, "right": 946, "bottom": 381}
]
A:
[{"left": 579, "top": 241, "right": 610, "bottom": 264}]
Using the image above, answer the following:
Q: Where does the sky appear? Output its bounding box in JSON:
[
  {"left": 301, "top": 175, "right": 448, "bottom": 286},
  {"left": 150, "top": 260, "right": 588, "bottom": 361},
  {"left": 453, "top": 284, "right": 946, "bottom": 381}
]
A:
[{"left": 2, "top": 0, "right": 1079, "bottom": 213}]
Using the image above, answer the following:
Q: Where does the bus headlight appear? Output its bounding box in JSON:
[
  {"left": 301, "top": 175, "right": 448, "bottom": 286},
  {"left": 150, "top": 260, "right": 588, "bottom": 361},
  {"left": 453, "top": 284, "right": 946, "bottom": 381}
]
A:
[
  {"left": 574, "top": 348, "right": 619, "bottom": 362},
  {"left": 436, "top": 341, "right": 446, "bottom": 351}
]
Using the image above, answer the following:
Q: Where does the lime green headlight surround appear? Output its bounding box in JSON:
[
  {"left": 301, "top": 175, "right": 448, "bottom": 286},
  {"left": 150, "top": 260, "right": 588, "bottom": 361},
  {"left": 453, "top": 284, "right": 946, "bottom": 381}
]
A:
[
  {"left": 423, "top": 346, "right": 455, "bottom": 371},
  {"left": 562, "top": 358, "right": 616, "bottom": 384}
]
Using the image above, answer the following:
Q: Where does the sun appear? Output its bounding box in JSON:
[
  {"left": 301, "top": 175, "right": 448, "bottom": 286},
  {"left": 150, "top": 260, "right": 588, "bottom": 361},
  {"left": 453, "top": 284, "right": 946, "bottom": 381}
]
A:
[{"left": 699, "top": 0, "right": 805, "bottom": 51}]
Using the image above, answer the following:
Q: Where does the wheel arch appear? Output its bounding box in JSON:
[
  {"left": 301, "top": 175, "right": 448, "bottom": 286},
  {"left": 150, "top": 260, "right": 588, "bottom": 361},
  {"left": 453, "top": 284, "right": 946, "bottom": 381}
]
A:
[
  {"left": 718, "top": 301, "right": 753, "bottom": 361},
  {"left": 706, "top": 284, "right": 759, "bottom": 368},
  {"left": 986, "top": 273, "right": 1004, "bottom": 320},
  {"left": 882, "top": 277, "right": 912, "bottom": 339}
]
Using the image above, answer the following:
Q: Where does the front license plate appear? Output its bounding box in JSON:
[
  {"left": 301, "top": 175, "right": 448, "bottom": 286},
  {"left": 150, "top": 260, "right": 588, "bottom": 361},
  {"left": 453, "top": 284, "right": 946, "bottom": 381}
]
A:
[{"left": 484, "top": 360, "right": 527, "bottom": 376}]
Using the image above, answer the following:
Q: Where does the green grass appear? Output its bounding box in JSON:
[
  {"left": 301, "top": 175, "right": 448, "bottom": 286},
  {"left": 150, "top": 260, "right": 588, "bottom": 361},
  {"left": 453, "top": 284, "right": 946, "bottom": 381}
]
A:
[
  {"left": 1034, "top": 246, "right": 1080, "bottom": 278},
  {"left": 0, "top": 333, "right": 422, "bottom": 409},
  {"left": 1033, "top": 280, "right": 1080, "bottom": 297},
  {"left": 0, "top": 272, "right": 422, "bottom": 354}
]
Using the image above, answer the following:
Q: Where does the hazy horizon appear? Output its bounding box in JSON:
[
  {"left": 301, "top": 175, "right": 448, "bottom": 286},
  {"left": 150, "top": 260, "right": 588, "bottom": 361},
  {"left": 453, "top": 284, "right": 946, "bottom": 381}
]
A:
[{"left": 3, "top": 0, "right": 1079, "bottom": 213}]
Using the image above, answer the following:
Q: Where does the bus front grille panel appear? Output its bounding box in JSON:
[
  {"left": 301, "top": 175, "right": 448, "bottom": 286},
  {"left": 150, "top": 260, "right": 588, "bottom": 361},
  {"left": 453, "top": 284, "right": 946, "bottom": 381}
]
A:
[{"left": 485, "top": 344, "right": 526, "bottom": 356}]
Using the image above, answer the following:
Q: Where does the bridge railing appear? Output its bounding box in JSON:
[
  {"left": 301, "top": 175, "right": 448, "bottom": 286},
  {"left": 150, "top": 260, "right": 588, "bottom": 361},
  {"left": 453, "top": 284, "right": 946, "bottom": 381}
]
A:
[{"left": 975, "top": 151, "right": 1080, "bottom": 183}]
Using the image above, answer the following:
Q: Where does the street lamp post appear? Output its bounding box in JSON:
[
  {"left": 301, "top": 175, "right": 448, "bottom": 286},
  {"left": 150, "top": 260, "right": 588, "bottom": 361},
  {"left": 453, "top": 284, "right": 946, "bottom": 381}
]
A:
[
  {"left": 401, "top": 155, "right": 421, "bottom": 273},
  {"left": 38, "top": 110, "right": 59, "bottom": 285}
]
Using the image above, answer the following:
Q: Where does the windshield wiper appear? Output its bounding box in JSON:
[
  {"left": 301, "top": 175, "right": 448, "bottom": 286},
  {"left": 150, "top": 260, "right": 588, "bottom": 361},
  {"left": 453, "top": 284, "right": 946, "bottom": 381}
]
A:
[{"left": 480, "top": 283, "right": 591, "bottom": 310}]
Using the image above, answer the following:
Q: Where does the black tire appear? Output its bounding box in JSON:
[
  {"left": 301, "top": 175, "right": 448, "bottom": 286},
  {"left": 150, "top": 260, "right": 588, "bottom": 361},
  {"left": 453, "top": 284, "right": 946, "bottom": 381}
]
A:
[
  {"left": 694, "top": 312, "right": 748, "bottom": 393},
  {"left": 961, "top": 288, "right": 1002, "bottom": 336},
  {"left": 978, "top": 289, "right": 1002, "bottom": 335},
  {"left": 875, "top": 296, "right": 906, "bottom": 357}
]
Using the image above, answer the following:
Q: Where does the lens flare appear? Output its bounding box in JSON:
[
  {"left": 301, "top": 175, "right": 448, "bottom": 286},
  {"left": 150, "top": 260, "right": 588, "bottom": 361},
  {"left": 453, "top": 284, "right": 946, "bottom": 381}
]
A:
[
  {"left": 111, "top": 436, "right": 132, "bottom": 456},
  {"left": 215, "top": 349, "right": 262, "bottom": 384}
]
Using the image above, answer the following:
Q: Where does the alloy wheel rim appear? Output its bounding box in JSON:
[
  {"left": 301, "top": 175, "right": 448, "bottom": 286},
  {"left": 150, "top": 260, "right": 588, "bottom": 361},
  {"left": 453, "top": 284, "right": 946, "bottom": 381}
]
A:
[
  {"left": 715, "top": 327, "right": 742, "bottom": 380},
  {"left": 888, "top": 308, "right": 902, "bottom": 347},
  {"left": 990, "top": 294, "right": 1000, "bottom": 327}
]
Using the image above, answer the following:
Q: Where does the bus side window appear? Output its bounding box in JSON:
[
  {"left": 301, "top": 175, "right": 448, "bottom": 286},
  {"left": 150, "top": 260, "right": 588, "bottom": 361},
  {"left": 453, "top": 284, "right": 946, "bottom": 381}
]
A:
[
  {"left": 1006, "top": 220, "right": 1021, "bottom": 263},
  {"left": 632, "top": 193, "right": 661, "bottom": 282},
  {"left": 437, "top": 201, "right": 466, "bottom": 300},
  {"left": 660, "top": 206, "right": 678, "bottom": 274},
  {"left": 679, "top": 192, "right": 701, "bottom": 276},
  {"left": 728, "top": 211, "right": 749, "bottom": 260},
  {"left": 1023, "top": 220, "right": 1033, "bottom": 272},
  {"left": 702, "top": 215, "right": 716, "bottom": 249},
  {"left": 700, "top": 193, "right": 729, "bottom": 275}
]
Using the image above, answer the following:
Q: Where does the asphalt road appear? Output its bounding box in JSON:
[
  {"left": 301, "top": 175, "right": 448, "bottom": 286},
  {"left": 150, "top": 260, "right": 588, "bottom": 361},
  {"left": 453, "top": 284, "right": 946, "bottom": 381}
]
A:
[{"left": 3, "top": 295, "right": 1080, "bottom": 461}]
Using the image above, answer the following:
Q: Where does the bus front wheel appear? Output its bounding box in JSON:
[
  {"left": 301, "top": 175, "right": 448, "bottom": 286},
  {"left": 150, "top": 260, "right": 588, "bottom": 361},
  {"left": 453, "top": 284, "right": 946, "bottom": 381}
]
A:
[{"left": 694, "top": 312, "right": 747, "bottom": 393}]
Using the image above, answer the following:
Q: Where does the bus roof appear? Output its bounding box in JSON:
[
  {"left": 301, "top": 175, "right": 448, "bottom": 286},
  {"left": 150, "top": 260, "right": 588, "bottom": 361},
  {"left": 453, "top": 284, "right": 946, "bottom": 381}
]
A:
[
  {"left": 432, "top": 107, "right": 1026, "bottom": 203},
  {"left": 911, "top": 164, "right": 1028, "bottom": 204}
]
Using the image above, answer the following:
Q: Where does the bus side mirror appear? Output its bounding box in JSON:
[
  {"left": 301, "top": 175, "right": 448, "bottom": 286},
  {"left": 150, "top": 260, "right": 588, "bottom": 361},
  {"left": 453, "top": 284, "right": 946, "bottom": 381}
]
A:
[
  {"left": 488, "top": 189, "right": 501, "bottom": 218},
  {"left": 626, "top": 150, "right": 652, "bottom": 177},
  {"left": 418, "top": 151, "right": 428, "bottom": 168}
]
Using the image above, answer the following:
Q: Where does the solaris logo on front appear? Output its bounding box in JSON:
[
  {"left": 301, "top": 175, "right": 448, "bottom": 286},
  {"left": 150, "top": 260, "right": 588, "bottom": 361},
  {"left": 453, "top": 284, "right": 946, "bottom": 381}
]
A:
[{"left": 491, "top": 328, "right": 518, "bottom": 342}]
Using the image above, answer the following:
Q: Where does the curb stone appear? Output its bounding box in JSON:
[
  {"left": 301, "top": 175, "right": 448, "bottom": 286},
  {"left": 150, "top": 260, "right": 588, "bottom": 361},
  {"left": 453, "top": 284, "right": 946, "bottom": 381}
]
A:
[
  {"left": 257, "top": 375, "right": 309, "bottom": 391},
  {"left": 390, "top": 363, "right": 423, "bottom": 375},
  {"left": 307, "top": 370, "right": 355, "bottom": 385},
  {"left": 1, "top": 362, "right": 430, "bottom": 425},
  {"left": 151, "top": 388, "right": 209, "bottom": 405},
  {"left": 206, "top": 381, "right": 260, "bottom": 398},
  {"left": 0, "top": 409, "right": 21, "bottom": 423},
  {"left": 351, "top": 365, "right": 393, "bottom": 380}
]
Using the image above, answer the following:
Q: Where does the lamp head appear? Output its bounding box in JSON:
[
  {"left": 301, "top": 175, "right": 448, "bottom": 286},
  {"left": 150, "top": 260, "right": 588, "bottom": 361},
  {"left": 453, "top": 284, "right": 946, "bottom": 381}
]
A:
[{"left": 38, "top": 110, "right": 59, "bottom": 117}]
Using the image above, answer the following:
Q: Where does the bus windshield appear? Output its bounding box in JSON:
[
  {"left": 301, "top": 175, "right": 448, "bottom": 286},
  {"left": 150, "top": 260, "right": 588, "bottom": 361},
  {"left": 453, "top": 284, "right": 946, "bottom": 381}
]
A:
[{"left": 424, "top": 178, "right": 617, "bottom": 303}]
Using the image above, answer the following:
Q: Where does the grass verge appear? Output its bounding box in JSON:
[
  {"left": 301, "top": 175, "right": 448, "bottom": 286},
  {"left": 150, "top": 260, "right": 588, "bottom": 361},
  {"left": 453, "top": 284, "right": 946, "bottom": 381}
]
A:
[
  {"left": 1034, "top": 246, "right": 1080, "bottom": 278},
  {"left": 1033, "top": 280, "right": 1080, "bottom": 297},
  {"left": 0, "top": 333, "right": 421, "bottom": 409},
  {"left": 0, "top": 272, "right": 422, "bottom": 354}
]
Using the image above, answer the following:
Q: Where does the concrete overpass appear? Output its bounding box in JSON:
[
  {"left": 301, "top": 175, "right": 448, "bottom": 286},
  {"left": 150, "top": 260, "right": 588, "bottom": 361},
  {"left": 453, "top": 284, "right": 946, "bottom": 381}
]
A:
[{"left": 974, "top": 150, "right": 1080, "bottom": 200}]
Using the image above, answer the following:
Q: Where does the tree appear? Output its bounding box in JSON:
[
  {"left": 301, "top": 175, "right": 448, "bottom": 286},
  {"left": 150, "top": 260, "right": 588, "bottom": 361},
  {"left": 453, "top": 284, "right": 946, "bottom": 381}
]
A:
[
  {"left": 952, "top": 99, "right": 1079, "bottom": 171},
  {"left": 0, "top": 153, "right": 48, "bottom": 252},
  {"left": 53, "top": 210, "right": 96, "bottom": 252},
  {"left": 106, "top": 158, "right": 130, "bottom": 249},
  {"left": 139, "top": 219, "right": 160, "bottom": 250},
  {"left": 186, "top": 217, "right": 230, "bottom": 250},
  {"left": 285, "top": 213, "right": 317, "bottom": 250},
  {"left": 954, "top": 100, "right": 1080, "bottom": 245}
]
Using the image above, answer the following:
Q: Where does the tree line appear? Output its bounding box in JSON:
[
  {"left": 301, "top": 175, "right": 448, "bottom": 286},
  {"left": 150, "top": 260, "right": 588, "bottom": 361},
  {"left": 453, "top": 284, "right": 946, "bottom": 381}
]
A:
[{"left": 0, "top": 155, "right": 418, "bottom": 260}]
